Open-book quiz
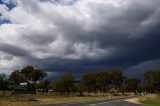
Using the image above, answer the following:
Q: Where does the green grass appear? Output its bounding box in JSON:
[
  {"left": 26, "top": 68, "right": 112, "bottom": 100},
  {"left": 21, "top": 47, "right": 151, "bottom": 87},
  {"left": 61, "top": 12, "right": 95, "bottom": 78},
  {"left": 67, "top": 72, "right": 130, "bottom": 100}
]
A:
[{"left": 139, "top": 94, "right": 160, "bottom": 106}]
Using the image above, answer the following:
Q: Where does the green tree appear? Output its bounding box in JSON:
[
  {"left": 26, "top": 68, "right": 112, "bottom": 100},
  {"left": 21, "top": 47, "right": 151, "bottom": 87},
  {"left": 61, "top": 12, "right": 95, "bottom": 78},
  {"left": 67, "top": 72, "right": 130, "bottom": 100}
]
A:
[
  {"left": 144, "top": 70, "right": 160, "bottom": 93},
  {"left": 82, "top": 72, "right": 97, "bottom": 94},
  {"left": 76, "top": 81, "right": 85, "bottom": 96},
  {"left": 10, "top": 66, "right": 47, "bottom": 86},
  {"left": 53, "top": 73, "right": 75, "bottom": 94},
  {"left": 9, "top": 70, "right": 26, "bottom": 85},
  {"left": 0, "top": 74, "right": 9, "bottom": 95},
  {"left": 96, "top": 72, "right": 111, "bottom": 93},
  {"left": 110, "top": 69, "right": 125, "bottom": 92},
  {"left": 21, "top": 66, "right": 47, "bottom": 81},
  {"left": 137, "top": 84, "right": 147, "bottom": 93},
  {"left": 52, "top": 80, "right": 64, "bottom": 93},
  {"left": 61, "top": 73, "right": 75, "bottom": 94},
  {"left": 125, "top": 78, "right": 141, "bottom": 93}
]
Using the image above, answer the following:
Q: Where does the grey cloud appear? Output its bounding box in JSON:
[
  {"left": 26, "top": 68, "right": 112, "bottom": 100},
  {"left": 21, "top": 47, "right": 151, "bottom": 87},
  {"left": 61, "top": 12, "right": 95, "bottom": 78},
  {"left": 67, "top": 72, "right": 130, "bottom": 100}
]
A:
[
  {"left": 0, "top": 0, "right": 160, "bottom": 78},
  {"left": 20, "top": 30, "right": 57, "bottom": 45},
  {"left": 0, "top": 51, "right": 13, "bottom": 60},
  {"left": 124, "top": 59, "right": 160, "bottom": 79},
  {"left": 0, "top": 43, "right": 31, "bottom": 57}
]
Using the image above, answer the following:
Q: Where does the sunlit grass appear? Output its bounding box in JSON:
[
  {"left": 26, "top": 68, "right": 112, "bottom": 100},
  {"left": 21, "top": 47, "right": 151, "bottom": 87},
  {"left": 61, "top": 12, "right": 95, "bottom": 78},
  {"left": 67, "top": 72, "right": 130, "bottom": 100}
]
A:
[{"left": 139, "top": 94, "right": 160, "bottom": 106}]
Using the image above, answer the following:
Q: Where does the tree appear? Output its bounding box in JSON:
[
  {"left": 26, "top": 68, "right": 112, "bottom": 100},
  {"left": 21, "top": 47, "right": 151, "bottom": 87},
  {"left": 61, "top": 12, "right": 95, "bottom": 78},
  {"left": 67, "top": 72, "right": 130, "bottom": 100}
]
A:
[
  {"left": 96, "top": 72, "right": 111, "bottom": 93},
  {"left": 82, "top": 72, "right": 97, "bottom": 94},
  {"left": 144, "top": 70, "right": 160, "bottom": 93},
  {"left": 53, "top": 73, "right": 75, "bottom": 94},
  {"left": 21, "top": 66, "right": 34, "bottom": 79},
  {"left": 61, "top": 73, "right": 75, "bottom": 94},
  {"left": 21, "top": 66, "right": 47, "bottom": 81},
  {"left": 125, "top": 78, "right": 141, "bottom": 93},
  {"left": 137, "top": 84, "right": 147, "bottom": 93},
  {"left": 0, "top": 74, "right": 9, "bottom": 95},
  {"left": 52, "top": 80, "right": 64, "bottom": 94},
  {"left": 9, "top": 70, "right": 26, "bottom": 85},
  {"left": 76, "top": 82, "right": 85, "bottom": 96},
  {"left": 110, "top": 69, "right": 125, "bottom": 92},
  {"left": 9, "top": 66, "right": 47, "bottom": 86}
]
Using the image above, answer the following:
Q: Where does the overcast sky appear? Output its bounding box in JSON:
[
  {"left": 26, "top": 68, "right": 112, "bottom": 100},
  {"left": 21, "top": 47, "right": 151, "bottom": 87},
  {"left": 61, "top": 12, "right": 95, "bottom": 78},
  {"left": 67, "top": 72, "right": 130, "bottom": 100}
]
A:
[{"left": 0, "top": 0, "right": 160, "bottom": 79}]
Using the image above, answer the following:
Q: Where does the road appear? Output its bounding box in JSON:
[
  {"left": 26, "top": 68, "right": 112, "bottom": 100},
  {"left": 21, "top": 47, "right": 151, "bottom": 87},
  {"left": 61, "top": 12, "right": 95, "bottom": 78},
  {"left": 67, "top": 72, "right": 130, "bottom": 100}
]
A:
[{"left": 39, "top": 97, "right": 145, "bottom": 106}]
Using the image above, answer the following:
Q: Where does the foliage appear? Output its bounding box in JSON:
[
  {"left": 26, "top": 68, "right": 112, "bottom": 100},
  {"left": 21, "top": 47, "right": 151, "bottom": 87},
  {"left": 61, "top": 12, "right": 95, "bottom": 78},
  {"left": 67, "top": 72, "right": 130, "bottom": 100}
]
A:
[
  {"left": 82, "top": 69, "right": 125, "bottom": 94},
  {"left": 52, "top": 73, "right": 75, "bottom": 94},
  {"left": 139, "top": 95, "right": 160, "bottom": 106},
  {"left": 125, "top": 78, "right": 141, "bottom": 93},
  {"left": 82, "top": 72, "right": 97, "bottom": 93},
  {"left": 144, "top": 70, "right": 160, "bottom": 93},
  {"left": 96, "top": 72, "right": 111, "bottom": 92},
  {"left": 21, "top": 66, "right": 47, "bottom": 81},
  {"left": 0, "top": 74, "right": 9, "bottom": 95},
  {"left": 9, "top": 70, "right": 26, "bottom": 85},
  {"left": 110, "top": 69, "right": 125, "bottom": 90},
  {"left": 137, "top": 84, "right": 148, "bottom": 93},
  {"left": 76, "top": 82, "right": 85, "bottom": 96},
  {"left": 9, "top": 66, "right": 47, "bottom": 85},
  {"left": 2, "top": 66, "right": 160, "bottom": 95}
]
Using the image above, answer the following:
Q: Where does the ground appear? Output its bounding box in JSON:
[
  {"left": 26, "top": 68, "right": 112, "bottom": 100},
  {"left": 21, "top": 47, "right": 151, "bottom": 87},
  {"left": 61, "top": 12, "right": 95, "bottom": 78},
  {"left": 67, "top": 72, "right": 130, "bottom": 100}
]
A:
[
  {"left": 0, "top": 92, "right": 133, "bottom": 106},
  {"left": 2, "top": 92, "right": 159, "bottom": 106},
  {"left": 38, "top": 97, "right": 145, "bottom": 106}
]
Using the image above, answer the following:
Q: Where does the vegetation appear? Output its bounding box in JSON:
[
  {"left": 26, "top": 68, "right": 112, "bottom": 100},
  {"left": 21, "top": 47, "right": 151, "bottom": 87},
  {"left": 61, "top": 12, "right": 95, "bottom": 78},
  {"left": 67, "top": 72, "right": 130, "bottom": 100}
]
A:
[
  {"left": 53, "top": 73, "right": 76, "bottom": 94},
  {"left": 125, "top": 78, "right": 141, "bottom": 94},
  {"left": 0, "top": 74, "right": 9, "bottom": 95},
  {"left": 36, "top": 80, "right": 49, "bottom": 93},
  {"left": 139, "top": 94, "right": 160, "bottom": 106},
  {"left": 144, "top": 70, "right": 160, "bottom": 93},
  {"left": 81, "top": 69, "right": 125, "bottom": 94},
  {"left": 1, "top": 65, "right": 160, "bottom": 105},
  {"left": 9, "top": 66, "right": 47, "bottom": 86}
]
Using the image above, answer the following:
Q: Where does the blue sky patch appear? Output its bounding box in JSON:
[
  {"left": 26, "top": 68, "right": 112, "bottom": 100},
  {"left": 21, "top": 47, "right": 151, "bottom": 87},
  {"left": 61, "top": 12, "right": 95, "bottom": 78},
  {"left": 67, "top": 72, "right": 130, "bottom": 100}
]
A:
[
  {"left": 0, "top": 0, "right": 15, "bottom": 25},
  {"left": 0, "top": 0, "right": 17, "bottom": 10},
  {"left": 0, "top": 18, "right": 11, "bottom": 25}
]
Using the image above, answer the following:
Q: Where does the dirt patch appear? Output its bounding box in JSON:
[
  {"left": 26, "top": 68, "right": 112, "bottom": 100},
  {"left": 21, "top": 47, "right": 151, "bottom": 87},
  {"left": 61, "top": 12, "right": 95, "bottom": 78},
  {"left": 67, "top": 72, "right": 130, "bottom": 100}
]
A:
[{"left": 125, "top": 97, "right": 143, "bottom": 104}]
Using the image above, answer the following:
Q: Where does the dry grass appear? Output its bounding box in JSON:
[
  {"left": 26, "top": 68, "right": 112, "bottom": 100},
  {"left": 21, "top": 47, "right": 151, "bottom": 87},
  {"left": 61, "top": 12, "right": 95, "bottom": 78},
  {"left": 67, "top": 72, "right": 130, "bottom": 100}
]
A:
[{"left": 0, "top": 92, "right": 131, "bottom": 106}]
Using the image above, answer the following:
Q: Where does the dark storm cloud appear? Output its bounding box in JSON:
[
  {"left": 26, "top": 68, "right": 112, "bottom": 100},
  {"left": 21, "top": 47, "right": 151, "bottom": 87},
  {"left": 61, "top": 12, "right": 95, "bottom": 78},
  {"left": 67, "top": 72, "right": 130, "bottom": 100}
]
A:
[{"left": 39, "top": 0, "right": 160, "bottom": 76}]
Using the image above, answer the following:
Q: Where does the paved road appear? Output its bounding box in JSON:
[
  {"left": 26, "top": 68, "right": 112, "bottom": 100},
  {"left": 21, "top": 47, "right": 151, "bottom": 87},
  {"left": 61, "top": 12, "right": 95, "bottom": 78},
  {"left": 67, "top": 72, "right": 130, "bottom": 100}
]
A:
[{"left": 39, "top": 97, "right": 145, "bottom": 106}]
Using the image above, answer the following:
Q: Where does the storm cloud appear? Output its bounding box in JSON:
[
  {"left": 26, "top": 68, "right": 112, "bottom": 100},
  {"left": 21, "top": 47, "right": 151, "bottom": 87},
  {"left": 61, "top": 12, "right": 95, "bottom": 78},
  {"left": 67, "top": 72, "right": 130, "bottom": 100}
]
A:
[{"left": 0, "top": 0, "right": 160, "bottom": 78}]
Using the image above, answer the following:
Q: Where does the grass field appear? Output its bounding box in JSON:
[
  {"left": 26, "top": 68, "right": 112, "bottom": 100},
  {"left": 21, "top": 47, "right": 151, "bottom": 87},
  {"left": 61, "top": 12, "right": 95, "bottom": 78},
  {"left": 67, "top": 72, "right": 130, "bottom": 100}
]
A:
[
  {"left": 139, "top": 94, "right": 160, "bottom": 106},
  {"left": 0, "top": 92, "right": 132, "bottom": 106}
]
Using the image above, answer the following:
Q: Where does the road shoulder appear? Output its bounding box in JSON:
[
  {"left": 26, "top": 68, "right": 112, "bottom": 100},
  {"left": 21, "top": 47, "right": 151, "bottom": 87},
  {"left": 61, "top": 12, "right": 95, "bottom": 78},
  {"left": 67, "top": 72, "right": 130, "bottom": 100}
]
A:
[{"left": 125, "top": 96, "right": 144, "bottom": 105}]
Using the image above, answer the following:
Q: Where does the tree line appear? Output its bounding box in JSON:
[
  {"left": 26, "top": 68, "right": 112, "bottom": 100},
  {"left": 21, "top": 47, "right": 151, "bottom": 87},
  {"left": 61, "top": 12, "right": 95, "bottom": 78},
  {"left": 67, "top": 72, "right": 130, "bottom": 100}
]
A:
[
  {"left": 0, "top": 66, "right": 47, "bottom": 95},
  {"left": 0, "top": 66, "right": 160, "bottom": 95},
  {"left": 52, "top": 69, "right": 141, "bottom": 95}
]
